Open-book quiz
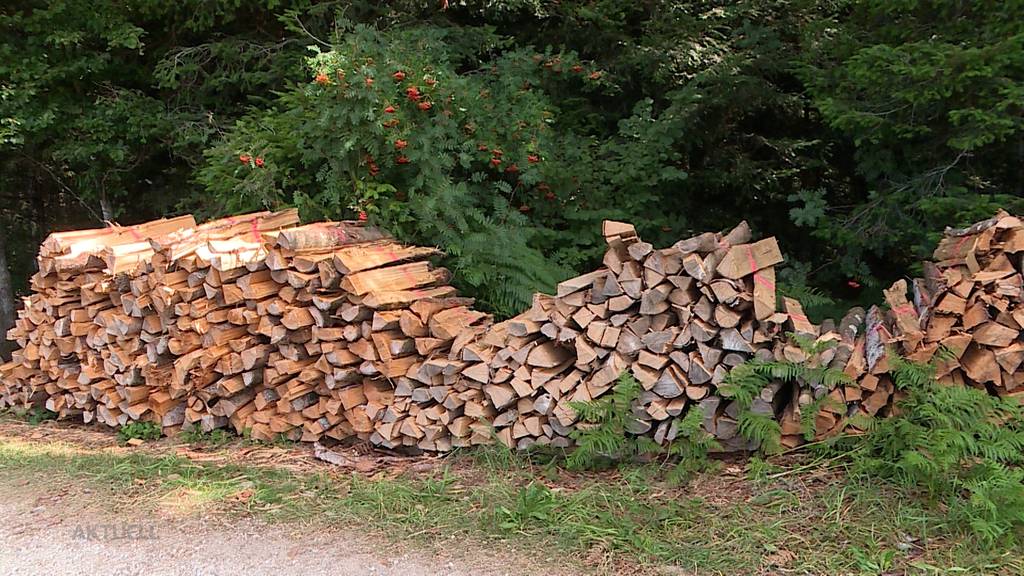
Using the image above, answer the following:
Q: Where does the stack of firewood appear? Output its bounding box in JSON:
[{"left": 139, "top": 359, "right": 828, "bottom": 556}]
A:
[
  {"left": 4, "top": 210, "right": 1023, "bottom": 453},
  {"left": 221, "top": 220, "right": 489, "bottom": 449},
  {"left": 754, "top": 211, "right": 1024, "bottom": 449},
  {"left": 415, "top": 220, "right": 796, "bottom": 451},
  {"left": 0, "top": 211, "right": 498, "bottom": 450},
  {"left": 884, "top": 211, "right": 1024, "bottom": 398},
  {"left": 0, "top": 211, "right": 305, "bottom": 429},
  {"left": 0, "top": 215, "right": 200, "bottom": 421}
]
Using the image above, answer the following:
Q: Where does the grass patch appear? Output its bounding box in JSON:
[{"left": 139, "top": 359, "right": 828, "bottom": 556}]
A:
[{"left": 0, "top": 436, "right": 1020, "bottom": 574}]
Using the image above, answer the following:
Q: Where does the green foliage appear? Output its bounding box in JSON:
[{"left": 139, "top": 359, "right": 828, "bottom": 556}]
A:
[
  {"left": 797, "top": 0, "right": 1024, "bottom": 284},
  {"left": 567, "top": 373, "right": 716, "bottom": 479},
  {"left": 497, "top": 482, "right": 558, "bottom": 533},
  {"left": 835, "top": 354, "right": 1024, "bottom": 544},
  {"left": 777, "top": 262, "right": 840, "bottom": 321},
  {"left": 17, "top": 407, "right": 58, "bottom": 425},
  {"left": 117, "top": 421, "right": 162, "bottom": 443},
  {"left": 567, "top": 373, "right": 652, "bottom": 470},
  {"left": 197, "top": 23, "right": 621, "bottom": 315},
  {"left": 179, "top": 427, "right": 232, "bottom": 446},
  {"left": 3, "top": 0, "right": 1023, "bottom": 332},
  {"left": 663, "top": 407, "right": 719, "bottom": 480},
  {"left": 720, "top": 340, "right": 854, "bottom": 453}
]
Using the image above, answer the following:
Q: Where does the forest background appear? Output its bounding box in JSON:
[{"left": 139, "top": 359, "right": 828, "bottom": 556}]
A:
[{"left": 1, "top": 0, "right": 1021, "bottom": 358}]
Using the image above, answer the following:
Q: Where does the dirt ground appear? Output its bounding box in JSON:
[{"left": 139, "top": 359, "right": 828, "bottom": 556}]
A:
[
  {"left": 0, "top": 491, "right": 549, "bottom": 576},
  {"left": 0, "top": 418, "right": 580, "bottom": 576}
]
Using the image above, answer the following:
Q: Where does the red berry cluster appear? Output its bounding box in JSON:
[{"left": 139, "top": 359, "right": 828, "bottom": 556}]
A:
[{"left": 239, "top": 154, "right": 264, "bottom": 167}]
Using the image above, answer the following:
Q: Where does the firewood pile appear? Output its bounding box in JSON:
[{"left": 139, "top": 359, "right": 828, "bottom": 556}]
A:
[
  {"left": 2, "top": 210, "right": 1022, "bottom": 452},
  {"left": 881, "top": 211, "right": 1024, "bottom": 399},
  {"left": 735, "top": 210, "right": 1024, "bottom": 449},
  {"left": 454, "top": 220, "right": 794, "bottom": 451},
  {"left": 0, "top": 209, "right": 490, "bottom": 448}
]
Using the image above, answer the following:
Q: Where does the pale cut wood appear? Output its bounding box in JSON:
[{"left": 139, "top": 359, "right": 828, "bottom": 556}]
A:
[{"left": 715, "top": 238, "right": 783, "bottom": 280}]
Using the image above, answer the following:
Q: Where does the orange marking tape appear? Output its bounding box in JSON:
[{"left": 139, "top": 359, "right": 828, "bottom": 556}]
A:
[
  {"left": 752, "top": 271, "right": 775, "bottom": 290},
  {"left": 329, "top": 226, "right": 349, "bottom": 244},
  {"left": 953, "top": 234, "right": 972, "bottom": 255},
  {"left": 746, "top": 245, "right": 758, "bottom": 275},
  {"left": 401, "top": 265, "right": 417, "bottom": 285}
]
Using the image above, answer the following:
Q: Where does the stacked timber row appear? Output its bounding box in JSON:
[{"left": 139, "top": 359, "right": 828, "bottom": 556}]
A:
[
  {"left": 442, "top": 220, "right": 793, "bottom": 451},
  {"left": 0, "top": 211, "right": 495, "bottom": 449},
  {"left": 879, "top": 211, "right": 1024, "bottom": 399},
  {"left": 729, "top": 211, "right": 1024, "bottom": 449},
  {"left": 3, "top": 211, "right": 1024, "bottom": 452}
]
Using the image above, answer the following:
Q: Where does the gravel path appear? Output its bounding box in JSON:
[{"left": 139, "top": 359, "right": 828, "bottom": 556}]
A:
[{"left": 0, "top": 493, "right": 550, "bottom": 576}]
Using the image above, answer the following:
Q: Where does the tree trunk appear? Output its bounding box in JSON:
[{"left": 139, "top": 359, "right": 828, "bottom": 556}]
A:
[
  {"left": 0, "top": 225, "right": 15, "bottom": 360},
  {"left": 100, "top": 192, "right": 114, "bottom": 223}
]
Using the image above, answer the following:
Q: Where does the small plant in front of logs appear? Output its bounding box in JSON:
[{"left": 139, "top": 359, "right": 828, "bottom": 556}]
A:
[
  {"left": 25, "top": 407, "right": 58, "bottom": 426},
  {"left": 566, "top": 373, "right": 717, "bottom": 478},
  {"left": 117, "top": 421, "right": 162, "bottom": 444},
  {"left": 180, "top": 427, "right": 232, "bottom": 446},
  {"left": 719, "top": 334, "right": 853, "bottom": 454}
]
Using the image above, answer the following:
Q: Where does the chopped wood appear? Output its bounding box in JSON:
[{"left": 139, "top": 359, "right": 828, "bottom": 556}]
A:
[
  {"left": 9, "top": 210, "right": 1024, "bottom": 456},
  {"left": 715, "top": 238, "right": 784, "bottom": 280}
]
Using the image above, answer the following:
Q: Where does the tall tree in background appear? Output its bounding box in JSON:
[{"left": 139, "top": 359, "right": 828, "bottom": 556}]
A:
[
  {"left": 797, "top": 0, "right": 1024, "bottom": 278},
  {"left": 0, "top": 226, "right": 14, "bottom": 359}
]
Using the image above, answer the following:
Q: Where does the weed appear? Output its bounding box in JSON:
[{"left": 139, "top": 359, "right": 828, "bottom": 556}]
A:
[
  {"left": 7, "top": 406, "right": 58, "bottom": 425},
  {"left": 28, "top": 407, "right": 57, "bottom": 425},
  {"left": 179, "top": 427, "right": 232, "bottom": 446},
  {"left": 117, "top": 421, "right": 162, "bottom": 444},
  {"left": 497, "top": 482, "right": 557, "bottom": 533}
]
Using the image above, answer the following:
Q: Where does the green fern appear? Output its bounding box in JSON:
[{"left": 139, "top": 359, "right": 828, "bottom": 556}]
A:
[
  {"left": 831, "top": 352, "right": 1024, "bottom": 544},
  {"left": 720, "top": 348, "right": 853, "bottom": 452},
  {"left": 567, "top": 373, "right": 716, "bottom": 479},
  {"left": 566, "top": 374, "right": 642, "bottom": 470},
  {"left": 665, "top": 407, "right": 720, "bottom": 481},
  {"left": 737, "top": 411, "right": 783, "bottom": 455},
  {"left": 777, "top": 262, "right": 836, "bottom": 319},
  {"left": 800, "top": 394, "right": 841, "bottom": 441}
]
